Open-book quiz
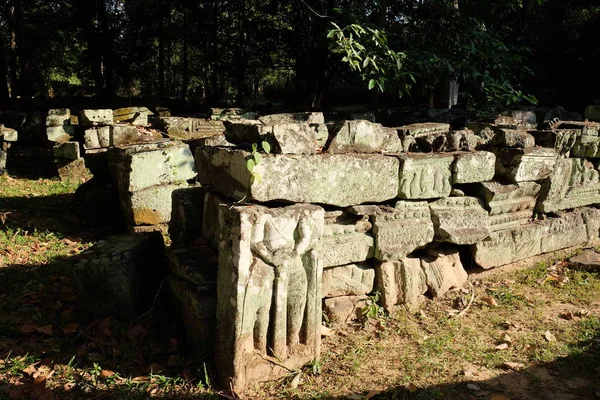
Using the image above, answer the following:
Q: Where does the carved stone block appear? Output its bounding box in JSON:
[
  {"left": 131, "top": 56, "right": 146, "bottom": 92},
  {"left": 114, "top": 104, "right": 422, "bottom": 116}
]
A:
[
  {"left": 420, "top": 246, "right": 468, "bottom": 298},
  {"left": 429, "top": 197, "right": 491, "bottom": 244},
  {"left": 322, "top": 263, "right": 375, "bottom": 297},
  {"left": 327, "top": 120, "right": 403, "bottom": 154},
  {"left": 372, "top": 202, "right": 434, "bottom": 260},
  {"left": 491, "top": 129, "right": 535, "bottom": 148},
  {"left": 196, "top": 147, "right": 399, "bottom": 207},
  {"left": 571, "top": 135, "right": 600, "bottom": 158},
  {"left": 323, "top": 295, "right": 368, "bottom": 324},
  {"left": 216, "top": 203, "right": 324, "bottom": 389},
  {"left": 451, "top": 151, "right": 496, "bottom": 184},
  {"left": 494, "top": 147, "right": 558, "bottom": 182},
  {"left": 396, "top": 154, "right": 453, "bottom": 199},
  {"left": 531, "top": 129, "right": 579, "bottom": 156},
  {"left": 376, "top": 257, "right": 427, "bottom": 309}
]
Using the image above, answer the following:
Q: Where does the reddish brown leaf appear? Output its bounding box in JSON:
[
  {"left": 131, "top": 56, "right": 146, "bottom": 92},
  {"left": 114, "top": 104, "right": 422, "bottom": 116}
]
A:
[
  {"left": 100, "top": 370, "right": 116, "bottom": 380},
  {"left": 62, "top": 323, "right": 79, "bottom": 334},
  {"left": 36, "top": 325, "right": 53, "bottom": 336},
  {"left": 481, "top": 296, "right": 498, "bottom": 307}
]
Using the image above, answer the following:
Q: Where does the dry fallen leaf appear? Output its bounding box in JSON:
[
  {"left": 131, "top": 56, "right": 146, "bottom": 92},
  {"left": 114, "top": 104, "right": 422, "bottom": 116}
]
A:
[
  {"left": 481, "top": 296, "right": 498, "bottom": 307},
  {"left": 62, "top": 323, "right": 79, "bottom": 334},
  {"left": 288, "top": 373, "right": 301, "bottom": 389},
  {"left": 502, "top": 362, "right": 524, "bottom": 371},
  {"left": 36, "top": 325, "right": 53, "bottom": 336},
  {"left": 18, "top": 324, "right": 38, "bottom": 334},
  {"left": 320, "top": 325, "right": 335, "bottom": 337},
  {"left": 100, "top": 370, "right": 116, "bottom": 380},
  {"left": 544, "top": 330, "right": 557, "bottom": 342},
  {"left": 495, "top": 343, "right": 509, "bottom": 350}
]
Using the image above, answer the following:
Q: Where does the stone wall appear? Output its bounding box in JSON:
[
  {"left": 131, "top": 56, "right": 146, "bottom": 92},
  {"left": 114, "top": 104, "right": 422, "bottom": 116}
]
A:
[{"left": 161, "top": 111, "right": 600, "bottom": 390}]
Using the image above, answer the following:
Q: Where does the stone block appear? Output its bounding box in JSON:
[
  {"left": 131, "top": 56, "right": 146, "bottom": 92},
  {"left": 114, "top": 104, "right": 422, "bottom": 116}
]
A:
[
  {"left": 168, "top": 246, "right": 218, "bottom": 287},
  {"left": 554, "top": 121, "right": 600, "bottom": 136},
  {"left": 451, "top": 151, "right": 495, "bottom": 184},
  {"left": 120, "top": 182, "right": 189, "bottom": 226},
  {"left": 55, "top": 158, "right": 91, "bottom": 182},
  {"left": 201, "top": 191, "right": 227, "bottom": 251},
  {"left": 113, "top": 107, "right": 153, "bottom": 124},
  {"left": 155, "top": 117, "right": 226, "bottom": 140},
  {"left": 327, "top": 120, "right": 402, "bottom": 154},
  {"left": 46, "top": 109, "right": 71, "bottom": 127},
  {"left": 396, "top": 154, "right": 453, "bottom": 199},
  {"left": 420, "top": 246, "right": 468, "bottom": 298},
  {"left": 111, "top": 124, "right": 163, "bottom": 146},
  {"left": 415, "top": 130, "right": 478, "bottom": 152},
  {"left": 585, "top": 105, "right": 600, "bottom": 122},
  {"left": 322, "top": 263, "right": 375, "bottom": 297},
  {"left": 0, "top": 126, "right": 18, "bottom": 142},
  {"left": 531, "top": 129, "right": 579, "bottom": 156},
  {"left": 569, "top": 249, "right": 600, "bottom": 271},
  {"left": 491, "top": 129, "right": 535, "bottom": 148},
  {"left": 225, "top": 120, "right": 318, "bottom": 154},
  {"left": 73, "top": 232, "right": 166, "bottom": 320},
  {"left": 376, "top": 257, "right": 427, "bottom": 308},
  {"left": 0, "top": 149, "right": 6, "bottom": 175},
  {"left": 79, "top": 109, "right": 113, "bottom": 126},
  {"left": 396, "top": 122, "right": 450, "bottom": 138},
  {"left": 318, "top": 233, "right": 374, "bottom": 268},
  {"left": 109, "top": 140, "right": 196, "bottom": 193},
  {"left": 83, "top": 128, "right": 101, "bottom": 149},
  {"left": 429, "top": 196, "right": 490, "bottom": 244},
  {"left": 53, "top": 141, "right": 80, "bottom": 160},
  {"left": 571, "top": 135, "right": 600, "bottom": 158},
  {"left": 537, "top": 158, "right": 600, "bottom": 213},
  {"left": 323, "top": 295, "right": 368, "bottom": 324},
  {"left": 215, "top": 203, "right": 324, "bottom": 389},
  {"left": 169, "top": 186, "right": 206, "bottom": 245},
  {"left": 494, "top": 147, "right": 557, "bottom": 182},
  {"left": 258, "top": 112, "right": 324, "bottom": 125},
  {"left": 46, "top": 125, "right": 75, "bottom": 142},
  {"left": 463, "top": 181, "right": 540, "bottom": 231},
  {"left": 372, "top": 202, "right": 434, "bottom": 260},
  {"left": 541, "top": 211, "right": 588, "bottom": 253},
  {"left": 311, "top": 123, "right": 329, "bottom": 148},
  {"left": 196, "top": 147, "right": 399, "bottom": 207}
]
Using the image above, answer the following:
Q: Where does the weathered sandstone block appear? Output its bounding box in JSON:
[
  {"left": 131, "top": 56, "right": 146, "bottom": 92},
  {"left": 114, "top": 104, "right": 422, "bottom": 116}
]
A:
[
  {"left": 216, "top": 203, "right": 324, "bottom": 389},
  {"left": 323, "top": 295, "right": 368, "bottom": 324},
  {"left": 317, "top": 211, "right": 374, "bottom": 267},
  {"left": 327, "top": 120, "right": 403, "bottom": 154},
  {"left": 420, "top": 246, "right": 468, "bottom": 298},
  {"left": 371, "top": 202, "right": 434, "bottom": 260},
  {"left": 0, "top": 126, "right": 18, "bottom": 142},
  {"left": 224, "top": 120, "right": 318, "bottom": 154},
  {"left": 84, "top": 126, "right": 111, "bottom": 149},
  {"left": 120, "top": 182, "right": 189, "bottom": 226},
  {"left": 451, "top": 151, "right": 495, "bottom": 184},
  {"left": 109, "top": 140, "right": 196, "bottom": 193},
  {"left": 169, "top": 186, "right": 206, "bottom": 245},
  {"left": 491, "top": 129, "right": 535, "bottom": 148},
  {"left": 258, "top": 112, "right": 324, "bottom": 125},
  {"left": 322, "top": 263, "right": 375, "bottom": 297},
  {"left": 531, "top": 129, "right": 579, "bottom": 156},
  {"left": 46, "top": 125, "right": 75, "bottom": 142},
  {"left": 376, "top": 257, "right": 427, "bottom": 308},
  {"left": 196, "top": 147, "right": 399, "bottom": 207},
  {"left": 46, "top": 109, "right": 70, "bottom": 127},
  {"left": 53, "top": 141, "right": 80, "bottom": 160},
  {"left": 113, "top": 107, "right": 152, "bottom": 125},
  {"left": 396, "top": 154, "right": 453, "bottom": 199},
  {"left": 494, "top": 147, "right": 557, "bottom": 182},
  {"left": 80, "top": 109, "right": 113, "bottom": 126},
  {"left": 429, "top": 196, "right": 491, "bottom": 244},
  {"left": 571, "top": 135, "right": 600, "bottom": 158}
]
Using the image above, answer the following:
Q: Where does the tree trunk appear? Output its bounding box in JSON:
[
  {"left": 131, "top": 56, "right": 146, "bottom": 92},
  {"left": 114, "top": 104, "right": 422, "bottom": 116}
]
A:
[
  {"left": 0, "top": 50, "right": 9, "bottom": 102},
  {"left": 8, "top": 3, "right": 18, "bottom": 99},
  {"left": 181, "top": 11, "right": 189, "bottom": 99},
  {"left": 158, "top": 2, "right": 166, "bottom": 101}
]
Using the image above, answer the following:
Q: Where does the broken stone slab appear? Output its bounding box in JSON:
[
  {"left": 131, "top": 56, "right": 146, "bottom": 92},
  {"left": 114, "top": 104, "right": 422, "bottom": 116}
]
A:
[
  {"left": 451, "top": 151, "right": 496, "bottom": 184},
  {"left": 371, "top": 202, "right": 434, "bottom": 261},
  {"left": 216, "top": 203, "right": 324, "bottom": 389},
  {"left": 531, "top": 129, "right": 579, "bottom": 157},
  {"left": 155, "top": 117, "right": 226, "bottom": 140},
  {"left": 119, "top": 182, "right": 189, "bottom": 227},
  {"left": 169, "top": 186, "right": 206, "bottom": 246},
  {"left": 0, "top": 126, "right": 18, "bottom": 142},
  {"left": 113, "top": 107, "right": 153, "bottom": 124},
  {"left": 196, "top": 147, "right": 399, "bottom": 207},
  {"left": 571, "top": 135, "right": 600, "bottom": 158},
  {"left": 258, "top": 112, "right": 325, "bottom": 125},
  {"left": 109, "top": 140, "right": 196, "bottom": 193},
  {"left": 415, "top": 130, "right": 478, "bottom": 152},
  {"left": 111, "top": 124, "right": 163, "bottom": 146},
  {"left": 323, "top": 295, "right": 368, "bottom": 324},
  {"left": 168, "top": 246, "right": 218, "bottom": 287},
  {"left": 318, "top": 233, "right": 374, "bottom": 268},
  {"left": 46, "top": 125, "right": 75, "bottom": 142},
  {"left": 322, "top": 263, "right": 375, "bottom": 298},
  {"left": 429, "top": 196, "right": 491, "bottom": 244},
  {"left": 224, "top": 120, "right": 318, "bottom": 154},
  {"left": 536, "top": 158, "right": 600, "bottom": 213},
  {"left": 376, "top": 257, "right": 427, "bottom": 309},
  {"left": 569, "top": 249, "right": 600, "bottom": 271},
  {"left": 396, "top": 122, "right": 450, "bottom": 138},
  {"left": 462, "top": 181, "right": 540, "bottom": 231},
  {"left": 585, "top": 105, "right": 600, "bottom": 122},
  {"left": 210, "top": 107, "right": 246, "bottom": 121},
  {"left": 46, "top": 109, "right": 71, "bottom": 127},
  {"left": 83, "top": 126, "right": 111, "bottom": 149},
  {"left": 420, "top": 245, "right": 468, "bottom": 298},
  {"left": 494, "top": 147, "right": 558, "bottom": 182},
  {"left": 73, "top": 232, "right": 166, "bottom": 320},
  {"left": 396, "top": 154, "right": 453, "bottom": 199},
  {"left": 79, "top": 109, "right": 113, "bottom": 126},
  {"left": 55, "top": 158, "right": 91, "bottom": 182},
  {"left": 326, "top": 120, "right": 403, "bottom": 154},
  {"left": 472, "top": 208, "right": 598, "bottom": 269},
  {"left": 491, "top": 129, "right": 535, "bottom": 148},
  {"left": 53, "top": 141, "right": 81, "bottom": 160},
  {"left": 553, "top": 121, "right": 600, "bottom": 136}
]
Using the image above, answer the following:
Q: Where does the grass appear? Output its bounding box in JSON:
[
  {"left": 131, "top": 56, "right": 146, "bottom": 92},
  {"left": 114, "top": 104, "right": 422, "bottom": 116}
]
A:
[{"left": 1, "top": 174, "right": 600, "bottom": 399}]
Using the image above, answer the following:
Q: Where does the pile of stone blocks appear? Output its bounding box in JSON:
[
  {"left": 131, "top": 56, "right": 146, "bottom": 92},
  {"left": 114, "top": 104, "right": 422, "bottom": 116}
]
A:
[
  {"left": 159, "top": 110, "right": 600, "bottom": 391},
  {"left": 0, "top": 125, "right": 18, "bottom": 175},
  {"left": 108, "top": 139, "right": 197, "bottom": 232}
]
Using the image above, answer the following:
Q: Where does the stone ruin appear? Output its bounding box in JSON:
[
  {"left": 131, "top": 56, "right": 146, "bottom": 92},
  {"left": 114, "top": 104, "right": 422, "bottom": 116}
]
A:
[{"left": 6, "top": 104, "right": 600, "bottom": 391}]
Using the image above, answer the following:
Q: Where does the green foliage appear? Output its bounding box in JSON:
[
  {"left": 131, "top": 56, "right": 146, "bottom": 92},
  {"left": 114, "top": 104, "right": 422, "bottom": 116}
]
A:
[
  {"left": 246, "top": 141, "right": 270, "bottom": 184},
  {"left": 361, "top": 292, "right": 386, "bottom": 321}
]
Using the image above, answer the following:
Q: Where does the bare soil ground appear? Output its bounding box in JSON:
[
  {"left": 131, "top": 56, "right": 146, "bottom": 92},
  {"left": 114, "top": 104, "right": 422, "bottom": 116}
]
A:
[{"left": 1, "top": 171, "right": 599, "bottom": 400}]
